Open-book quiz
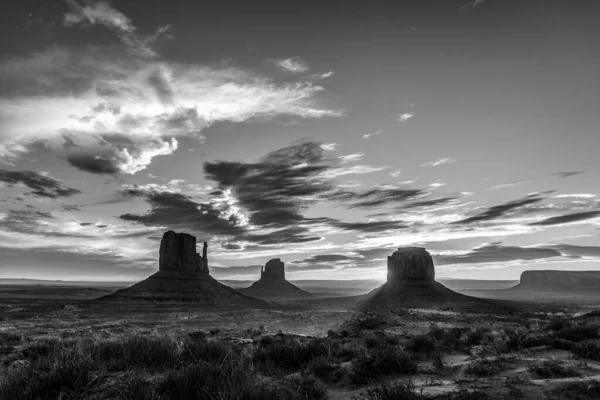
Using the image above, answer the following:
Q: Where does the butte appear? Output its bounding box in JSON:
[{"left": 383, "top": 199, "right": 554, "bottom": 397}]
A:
[
  {"left": 361, "top": 247, "right": 512, "bottom": 313},
  {"left": 239, "top": 258, "right": 311, "bottom": 300},
  {"left": 102, "top": 230, "right": 264, "bottom": 305}
]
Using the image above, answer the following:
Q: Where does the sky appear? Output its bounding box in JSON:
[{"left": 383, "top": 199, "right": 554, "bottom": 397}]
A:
[{"left": 1, "top": 0, "right": 599, "bottom": 282}]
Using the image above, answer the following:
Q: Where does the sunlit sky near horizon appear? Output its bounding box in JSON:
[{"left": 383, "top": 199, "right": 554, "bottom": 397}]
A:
[{"left": 1, "top": 0, "right": 599, "bottom": 282}]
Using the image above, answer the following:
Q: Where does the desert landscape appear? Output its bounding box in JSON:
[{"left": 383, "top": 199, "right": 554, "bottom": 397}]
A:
[
  {"left": 2, "top": 0, "right": 600, "bottom": 399},
  {"left": 1, "top": 231, "right": 599, "bottom": 399}
]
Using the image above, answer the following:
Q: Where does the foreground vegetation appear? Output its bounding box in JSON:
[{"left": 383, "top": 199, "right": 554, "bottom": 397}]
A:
[{"left": 1, "top": 316, "right": 599, "bottom": 399}]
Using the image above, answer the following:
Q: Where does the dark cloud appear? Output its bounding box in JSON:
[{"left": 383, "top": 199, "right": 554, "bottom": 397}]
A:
[
  {"left": 401, "top": 197, "right": 458, "bottom": 209},
  {"left": 147, "top": 68, "right": 174, "bottom": 104},
  {"left": 331, "top": 220, "right": 408, "bottom": 233},
  {"left": 0, "top": 170, "right": 81, "bottom": 198},
  {"left": 529, "top": 211, "right": 600, "bottom": 226},
  {"left": 79, "top": 222, "right": 94, "bottom": 226},
  {"left": 241, "top": 227, "right": 321, "bottom": 245},
  {"left": 0, "top": 210, "right": 54, "bottom": 235},
  {"left": 119, "top": 189, "right": 244, "bottom": 239},
  {"left": 204, "top": 142, "right": 332, "bottom": 227},
  {"left": 453, "top": 195, "right": 544, "bottom": 224},
  {"left": 62, "top": 205, "right": 82, "bottom": 212},
  {"left": 67, "top": 151, "right": 121, "bottom": 175},
  {"left": 330, "top": 188, "right": 425, "bottom": 208},
  {"left": 434, "top": 244, "right": 561, "bottom": 265},
  {"left": 65, "top": 135, "right": 177, "bottom": 175},
  {"left": 552, "top": 171, "right": 585, "bottom": 178}
]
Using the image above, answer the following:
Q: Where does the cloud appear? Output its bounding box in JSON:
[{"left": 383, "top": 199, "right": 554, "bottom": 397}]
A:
[
  {"left": 552, "top": 171, "right": 585, "bottom": 178},
  {"left": 331, "top": 187, "right": 425, "bottom": 208},
  {"left": 401, "top": 197, "right": 458, "bottom": 209},
  {"left": 321, "top": 165, "right": 389, "bottom": 178},
  {"left": 1, "top": 3, "right": 340, "bottom": 174},
  {"left": 0, "top": 170, "right": 81, "bottom": 198},
  {"left": 429, "top": 182, "right": 446, "bottom": 188},
  {"left": 66, "top": 137, "right": 178, "bottom": 175},
  {"left": 434, "top": 244, "right": 561, "bottom": 265},
  {"left": 275, "top": 57, "right": 309, "bottom": 73},
  {"left": 338, "top": 153, "right": 364, "bottom": 164},
  {"left": 119, "top": 189, "right": 245, "bottom": 239},
  {"left": 420, "top": 158, "right": 457, "bottom": 167},
  {"left": 362, "top": 130, "right": 382, "bottom": 140},
  {"left": 398, "top": 113, "right": 414, "bottom": 122},
  {"left": 529, "top": 211, "right": 600, "bottom": 226},
  {"left": 320, "top": 143, "right": 338, "bottom": 151},
  {"left": 331, "top": 220, "right": 408, "bottom": 233},
  {"left": 554, "top": 194, "right": 597, "bottom": 199},
  {"left": 453, "top": 194, "right": 544, "bottom": 224},
  {"left": 459, "top": 0, "right": 491, "bottom": 12},
  {"left": 310, "top": 71, "right": 334, "bottom": 80},
  {"left": 63, "top": 0, "right": 164, "bottom": 56},
  {"left": 64, "top": 0, "right": 134, "bottom": 31},
  {"left": 204, "top": 142, "right": 333, "bottom": 228},
  {"left": 292, "top": 254, "right": 358, "bottom": 264}
]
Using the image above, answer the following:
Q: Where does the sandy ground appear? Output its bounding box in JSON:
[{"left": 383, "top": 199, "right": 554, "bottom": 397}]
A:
[{"left": 1, "top": 288, "right": 600, "bottom": 399}]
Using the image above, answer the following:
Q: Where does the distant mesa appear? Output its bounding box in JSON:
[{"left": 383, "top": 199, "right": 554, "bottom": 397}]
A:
[
  {"left": 102, "top": 231, "right": 264, "bottom": 305},
  {"left": 239, "top": 258, "right": 312, "bottom": 300},
  {"left": 511, "top": 270, "right": 600, "bottom": 293},
  {"left": 362, "top": 247, "right": 511, "bottom": 312}
]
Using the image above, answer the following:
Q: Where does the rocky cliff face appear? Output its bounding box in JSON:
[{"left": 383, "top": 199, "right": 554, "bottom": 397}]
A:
[
  {"left": 260, "top": 258, "right": 285, "bottom": 280},
  {"left": 516, "top": 270, "right": 600, "bottom": 291},
  {"left": 159, "top": 231, "right": 208, "bottom": 275},
  {"left": 387, "top": 247, "right": 435, "bottom": 284}
]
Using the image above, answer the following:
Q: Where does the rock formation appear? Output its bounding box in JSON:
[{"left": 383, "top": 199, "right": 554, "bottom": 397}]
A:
[
  {"left": 261, "top": 258, "right": 285, "bottom": 280},
  {"left": 512, "top": 270, "right": 600, "bottom": 292},
  {"left": 159, "top": 231, "right": 209, "bottom": 274},
  {"left": 240, "top": 258, "right": 311, "bottom": 300},
  {"left": 101, "top": 231, "right": 264, "bottom": 305},
  {"left": 362, "top": 247, "right": 512, "bottom": 312},
  {"left": 388, "top": 247, "right": 435, "bottom": 283}
]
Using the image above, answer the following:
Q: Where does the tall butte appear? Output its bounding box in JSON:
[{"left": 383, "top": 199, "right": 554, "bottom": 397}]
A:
[
  {"left": 102, "top": 231, "right": 264, "bottom": 305},
  {"left": 362, "top": 247, "right": 510, "bottom": 312},
  {"left": 239, "top": 258, "right": 311, "bottom": 300}
]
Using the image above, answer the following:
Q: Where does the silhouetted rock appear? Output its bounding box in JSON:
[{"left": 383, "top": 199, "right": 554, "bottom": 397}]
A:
[
  {"left": 159, "top": 231, "right": 208, "bottom": 275},
  {"left": 261, "top": 258, "right": 285, "bottom": 280},
  {"left": 512, "top": 270, "right": 600, "bottom": 292},
  {"left": 240, "top": 258, "right": 311, "bottom": 300},
  {"left": 361, "top": 247, "right": 513, "bottom": 313},
  {"left": 101, "top": 230, "right": 264, "bottom": 305},
  {"left": 388, "top": 247, "right": 434, "bottom": 283}
]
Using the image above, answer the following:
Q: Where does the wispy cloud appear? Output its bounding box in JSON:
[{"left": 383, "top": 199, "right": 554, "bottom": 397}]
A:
[
  {"left": 320, "top": 143, "right": 338, "bottom": 151},
  {"left": 63, "top": 0, "right": 168, "bottom": 56},
  {"left": 362, "top": 130, "right": 382, "bottom": 140},
  {"left": 554, "top": 194, "right": 597, "bottom": 199},
  {"left": 397, "top": 112, "right": 414, "bottom": 122},
  {"left": 429, "top": 182, "right": 446, "bottom": 188},
  {"left": 420, "top": 158, "right": 457, "bottom": 167},
  {"left": 338, "top": 153, "right": 364, "bottom": 164},
  {"left": 275, "top": 57, "right": 309, "bottom": 73},
  {"left": 322, "top": 165, "right": 389, "bottom": 178},
  {"left": 552, "top": 171, "right": 585, "bottom": 178},
  {"left": 389, "top": 169, "right": 402, "bottom": 178},
  {"left": 311, "top": 71, "right": 334, "bottom": 80},
  {"left": 0, "top": 170, "right": 81, "bottom": 198},
  {"left": 0, "top": 25, "right": 340, "bottom": 174},
  {"left": 529, "top": 211, "right": 600, "bottom": 226}
]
